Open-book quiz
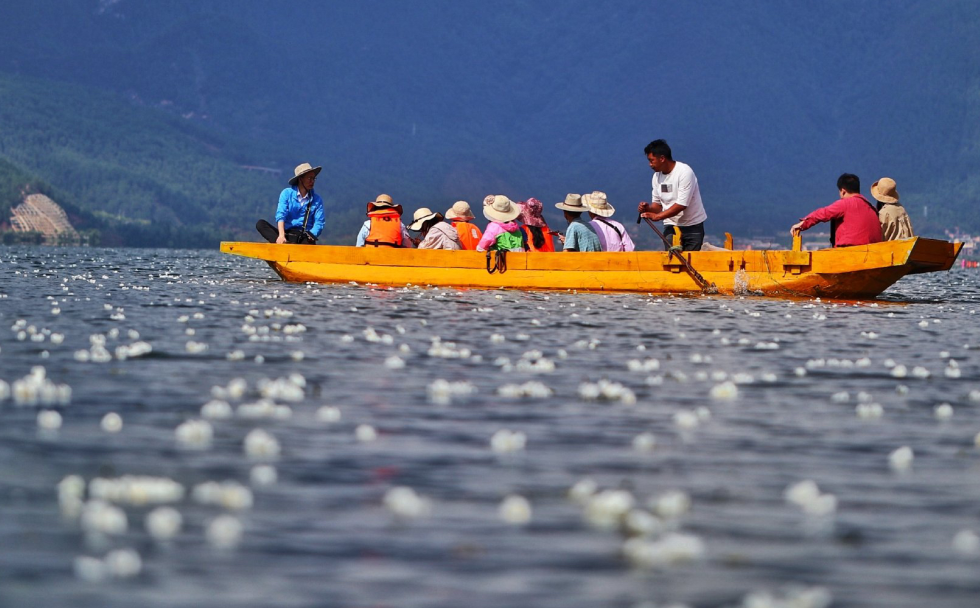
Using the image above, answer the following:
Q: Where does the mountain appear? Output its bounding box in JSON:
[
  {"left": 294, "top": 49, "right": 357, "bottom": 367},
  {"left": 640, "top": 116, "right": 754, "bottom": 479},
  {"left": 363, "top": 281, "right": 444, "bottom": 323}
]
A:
[{"left": 1, "top": 0, "right": 979, "bottom": 246}]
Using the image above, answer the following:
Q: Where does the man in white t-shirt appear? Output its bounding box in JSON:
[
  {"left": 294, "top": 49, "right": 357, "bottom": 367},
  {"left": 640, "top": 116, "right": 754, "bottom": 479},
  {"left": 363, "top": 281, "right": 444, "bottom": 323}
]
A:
[{"left": 637, "top": 139, "right": 708, "bottom": 251}]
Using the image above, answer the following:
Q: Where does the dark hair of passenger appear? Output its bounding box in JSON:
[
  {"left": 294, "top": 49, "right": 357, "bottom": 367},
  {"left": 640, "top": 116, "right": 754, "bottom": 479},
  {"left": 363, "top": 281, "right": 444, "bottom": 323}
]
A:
[
  {"left": 837, "top": 173, "right": 860, "bottom": 194},
  {"left": 563, "top": 210, "right": 582, "bottom": 220},
  {"left": 420, "top": 216, "right": 441, "bottom": 236},
  {"left": 526, "top": 225, "right": 546, "bottom": 249},
  {"left": 644, "top": 139, "right": 673, "bottom": 160}
]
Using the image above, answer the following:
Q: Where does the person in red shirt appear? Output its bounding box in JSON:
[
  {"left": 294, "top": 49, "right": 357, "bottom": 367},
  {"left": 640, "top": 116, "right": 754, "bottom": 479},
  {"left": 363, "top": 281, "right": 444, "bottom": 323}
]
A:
[{"left": 791, "top": 174, "right": 883, "bottom": 247}]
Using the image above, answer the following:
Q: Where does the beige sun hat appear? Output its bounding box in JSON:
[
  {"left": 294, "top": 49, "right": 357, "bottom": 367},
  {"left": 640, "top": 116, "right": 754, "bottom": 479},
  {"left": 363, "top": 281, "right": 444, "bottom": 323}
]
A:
[
  {"left": 409, "top": 207, "right": 443, "bottom": 231},
  {"left": 366, "top": 193, "right": 402, "bottom": 215},
  {"left": 483, "top": 195, "right": 522, "bottom": 222},
  {"left": 555, "top": 193, "right": 588, "bottom": 213},
  {"left": 445, "top": 201, "right": 475, "bottom": 221},
  {"left": 288, "top": 162, "right": 322, "bottom": 186},
  {"left": 870, "top": 177, "right": 900, "bottom": 204},
  {"left": 585, "top": 191, "right": 615, "bottom": 217}
]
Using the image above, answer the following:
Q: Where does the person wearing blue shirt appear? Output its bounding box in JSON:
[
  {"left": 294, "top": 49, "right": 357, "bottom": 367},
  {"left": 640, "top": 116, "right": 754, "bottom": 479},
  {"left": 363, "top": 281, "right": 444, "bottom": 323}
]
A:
[
  {"left": 256, "top": 163, "right": 325, "bottom": 244},
  {"left": 554, "top": 193, "right": 601, "bottom": 252}
]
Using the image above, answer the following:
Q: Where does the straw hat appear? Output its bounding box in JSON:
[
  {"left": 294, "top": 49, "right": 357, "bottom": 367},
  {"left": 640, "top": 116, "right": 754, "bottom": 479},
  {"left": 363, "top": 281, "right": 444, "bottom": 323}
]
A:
[
  {"left": 870, "top": 177, "right": 900, "bottom": 204},
  {"left": 445, "top": 201, "right": 475, "bottom": 221},
  {"left": 288, "top": 162, "right": 322, "bottom": 186},
  {"left": 409, "top": 207, "right": 443, "bottom": 231},
  {"left": 555, "top": 193, "right": 587, "bottom": 213},
  {"left": 483, "top": 195, "right": 521, "bottom": 222},
  {"left": 518, "top": 197, "right": 547, "bottom": 227},
  {"left": 584, "top": 191, "right": 615, "bottom": 217},
  {"left": 366, "top": 193, "right": 402, "bottom": 215}
]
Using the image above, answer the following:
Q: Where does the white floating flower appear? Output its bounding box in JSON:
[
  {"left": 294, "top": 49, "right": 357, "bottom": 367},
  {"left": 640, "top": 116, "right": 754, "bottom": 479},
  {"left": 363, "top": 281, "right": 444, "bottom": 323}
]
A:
[
  {"left": 490, "top": 429, "right": 527, "bottom": 453},
  {"left": 355, "top": 424, "right": 378, "bottom": 442},
  {"left": 856, "top": 403, "right": 884, "bottom": 420},
  {"left": 80, "top": 500, "right": 127, "bottom": 535},
  {"left": 499, "top": 494, "right": 532, "bottom": 525},
  {"left": 250, "top": 465, "right": 278, "bottom": 487},
  {"left": 889, "top": 446, "right": 914, "bottom": 472},
  {"left": 384, "top": 355, "right": 405, "bottom": 369},
  {"left": 316, "top": 406, "right": 341, "bottom": 423},
  {"left": 244, "top": 428, "right": 280, "bottom": 458},
  {"left": 953, "top": 529, "right": 980, "bottom": 557},
  {"left": 585, "top": 489, "right": 635, "bottom": 529},
  {"left": 709, "top": 381, "right": 738, "bottom": 400},
  {"left": 145, "top": 507, "right": 182, "bottom": 541},
  {"left": 651, "top": 490, "right": 691, "bottom": 519},
  {"left": 206, "top": 515, "right": 243, "bottom": 549},
  {"left": 74, "top": 555, "right": 107, "bottom": 582},
  {"left": 37, "top": 409, "right": 63, "bottom": 430},
  {"left": 201, "top": 399, "right": 233, "bottom": 419},
  {"left": 632, "top": 432, "right": 656, "bottom": 452},
  {"left": 176, "top": 419, "right": 213, "bottom": 448},
  {"left": 568, "top": 478, "right": 597, "bottom": 504},
  {"left": 496, "top": 381, "right": 554, "bottom": 399},
  {"left": 622, "top": 533, "right": 704, "bottom": 569},
  {"left": 673, "top": 410, "right": 699, "bottom": 430},
  {"left": 100, "top": 412, "right": 122, "bottom": 433},
  {"left": 934, "top": 403, "right": 954, "bottom": 421},
  {"left": 384, "top": 486, "right": 432, "bottom": 520}
]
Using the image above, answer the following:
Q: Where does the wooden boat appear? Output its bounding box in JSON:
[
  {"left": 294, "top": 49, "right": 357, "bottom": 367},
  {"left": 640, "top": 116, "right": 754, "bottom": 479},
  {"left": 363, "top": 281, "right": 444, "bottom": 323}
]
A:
[{"left": 220, "top": 236, "right": 962, "bottom": 298}]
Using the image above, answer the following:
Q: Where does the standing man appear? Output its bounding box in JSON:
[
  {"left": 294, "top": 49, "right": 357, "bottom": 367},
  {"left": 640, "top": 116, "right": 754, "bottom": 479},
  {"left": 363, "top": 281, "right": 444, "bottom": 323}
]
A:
[
  {"left": 790, "top": 173, "right": 882, "bottom": 247},
  {"left": 637, "top": 140, "right": 708, "bottom": 251},
  {"left": 256, "top": 162, "right": 324, "bottom": 244}
]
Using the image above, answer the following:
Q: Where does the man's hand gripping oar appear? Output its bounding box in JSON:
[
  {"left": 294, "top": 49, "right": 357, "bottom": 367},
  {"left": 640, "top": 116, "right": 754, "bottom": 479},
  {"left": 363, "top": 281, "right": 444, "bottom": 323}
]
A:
[{"left": 636, "top": 207, "right": 716, "bottom": 293}]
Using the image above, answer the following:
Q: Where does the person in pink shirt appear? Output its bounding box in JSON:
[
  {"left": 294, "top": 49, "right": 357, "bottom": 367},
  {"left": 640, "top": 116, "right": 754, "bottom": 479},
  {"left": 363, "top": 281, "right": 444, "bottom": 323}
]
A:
[{"left": 790, "top": 174, "right": 883, "bottom": 247}]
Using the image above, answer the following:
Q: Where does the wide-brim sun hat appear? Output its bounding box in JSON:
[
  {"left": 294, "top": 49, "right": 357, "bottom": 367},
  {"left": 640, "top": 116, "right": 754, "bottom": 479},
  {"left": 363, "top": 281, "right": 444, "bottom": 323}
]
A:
[
  {"left": 445, "top": 201, "right": 475, "bottom": 221},
  {"left": 585, "top": 190, "right": 615, "bottom": 217},
  {"left": 870, "top": 177, "right": 900, "bottom": 204},
  {"left": 409, "top": 207, "right": 443, "bottom": 231},
  {"left": 519, "top": 197, "right": 547, "bottom": 227},
  {"left": 366, "top": 193, "right": 402, "bottom": 215},
  {"left": 288, "top": 162, "right": 322, "bottom": 186},
  {"left": 483, "top": 195, "right": 521, "bottom": 222},
  {"left": 555, "top": 193, "right": 587, "bottom": 213}
]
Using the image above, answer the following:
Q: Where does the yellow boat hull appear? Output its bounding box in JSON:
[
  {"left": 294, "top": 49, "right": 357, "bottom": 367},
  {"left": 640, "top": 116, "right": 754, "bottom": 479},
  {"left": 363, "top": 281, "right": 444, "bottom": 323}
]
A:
[{"left": 220, "top": 238, "right": 962, "bottom": 298}]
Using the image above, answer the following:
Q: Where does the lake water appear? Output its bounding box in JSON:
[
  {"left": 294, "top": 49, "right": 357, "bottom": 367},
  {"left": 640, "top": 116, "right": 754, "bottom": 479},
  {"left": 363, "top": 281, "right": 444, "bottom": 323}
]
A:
[{"left": 1, "top": 246, "right": 979, "bottom": 608}]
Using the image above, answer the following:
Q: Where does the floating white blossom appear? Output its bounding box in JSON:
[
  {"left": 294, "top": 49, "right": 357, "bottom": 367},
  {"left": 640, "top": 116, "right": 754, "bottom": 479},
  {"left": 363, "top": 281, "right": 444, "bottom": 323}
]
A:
[
  {"left": 201, "top": 400, "right": 233, "bottom": 419},
  {"left": 145, "top": 507, "right": 182, "bottom": 541},
  {"left": 622, "top": 533, "right": 704, "bottom": 569},
  {"left": 953, "top": 529, "right": 980, "bottom": 557},
  {"left": 250, "top": 465, "right": 278, "bottom": 487},
  {"left": 499, "top": 495, "right": 532, "bottom": 525},
  {"left": 80, "top": 500, "right": 127, "bottom": 535},
  {"left": 934, "top": 403, "right": 954, "bottom": 420},
  {"left": 355, "top": 424, "right": 378, "bottom": 442},
  {"left": 193, "top": 481, "right": 253, "bottom": 510},
  {"left": 497, "top": 381, "right": 554, "bottom": 399},
  {"left": 856, "top": 403, "right": 884, "bottom": 420},
  {"left": 709, "top": 381, "right": 738, "bottom": 400},
  {"left": 244, "top": 428, "right": 281, "bottom": 458},
  {"left": 490, "top": 429, "right": 527, "bottom": 453},
  {"left": 100, "top": 412, "right": 122, "bottom": 433},
  {"left": 37, "top": 409, "right": 63, "bottom": 430},
  {"left": 316, "top": 406, "right": 341, "bottom": 423},
  {"left": 585, "top": 489, "right": 635, "bottom": 529},
  {"left": 384, "top": 486, "right": 432, "bottom": 520},
  {"left": 651, "top": 490, "right": 691, "bottom": 519},
  {"left": 206, "top": 515, "right": 243, "bottom": 549},
  {"left": 578, "top": 380, "right": 636, "bottom": 404},
  {"left": 428, "top": 379, "right": 475, "bottom": 404},
  {"left": 176, "top": 419, "right": 213, "bottom": 448},
  {"left": 889, "top": 446, "right": 914, "bottom": 472},
  {"left": 568, "top": 478, "right": 598, "bottom": 504},
  {"left": 632, "top": 432, "right": 656, "bottom": 452}
]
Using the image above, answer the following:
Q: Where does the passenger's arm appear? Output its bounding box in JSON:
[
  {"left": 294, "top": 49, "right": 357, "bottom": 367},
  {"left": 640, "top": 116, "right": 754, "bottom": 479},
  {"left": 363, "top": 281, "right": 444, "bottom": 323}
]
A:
[{"left": 355, "top": 221, "right": 369, "bottom": 247}]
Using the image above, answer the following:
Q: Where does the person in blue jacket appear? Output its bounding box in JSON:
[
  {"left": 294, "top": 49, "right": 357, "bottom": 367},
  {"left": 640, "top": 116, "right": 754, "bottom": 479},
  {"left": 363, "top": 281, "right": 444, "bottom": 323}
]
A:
[{"left": 256, "top": 163, "right": 325, "bottom": 244}]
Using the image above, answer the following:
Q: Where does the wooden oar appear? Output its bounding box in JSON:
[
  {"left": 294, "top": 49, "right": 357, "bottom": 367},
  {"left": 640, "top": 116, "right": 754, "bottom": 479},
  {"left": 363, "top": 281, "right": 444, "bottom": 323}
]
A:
[{"left": 636, "top": 214, "right": 715, "bottom": 292}]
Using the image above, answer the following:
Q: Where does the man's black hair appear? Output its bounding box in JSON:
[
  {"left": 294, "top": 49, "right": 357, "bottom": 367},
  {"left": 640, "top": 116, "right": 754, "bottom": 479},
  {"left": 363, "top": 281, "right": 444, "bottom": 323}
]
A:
[
  {"left": 644, "top": 139, "right": 673, "bottom": 160},
  {"left": 837, "top": 173, "right": 860, "bottom": 194}
]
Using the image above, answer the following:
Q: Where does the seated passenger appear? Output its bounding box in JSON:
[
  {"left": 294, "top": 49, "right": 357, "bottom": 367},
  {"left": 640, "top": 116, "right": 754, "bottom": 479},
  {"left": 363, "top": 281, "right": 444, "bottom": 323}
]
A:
[
  {"left": 554, "top": 194, "right": 601, "bottom": 252},
  {"left": 356, "top": 194, "right": 414, "bottom": 248},
  {"left": 585, "top": 191, "right": 635, "bottom": 252},
  {"left": 790, "top": 174, "right": 883, "bottom": 247},
  {"left": 410, "top": 208, "right": 461, "bottom": 250},
  {"left": 518, "top": 197, "right": 556, "bottom": 252},
  {"left": 445, "top": 201, "right": 483, "bottom": 250},
  {"left": 871, "top": 177, "right": 914, "bottom": 240},
  {"left": 256, "top": 163, "right": 324, "bottom": 244},
  {"left": 476, "top": 195, "right": 526, "bottom": 252}
]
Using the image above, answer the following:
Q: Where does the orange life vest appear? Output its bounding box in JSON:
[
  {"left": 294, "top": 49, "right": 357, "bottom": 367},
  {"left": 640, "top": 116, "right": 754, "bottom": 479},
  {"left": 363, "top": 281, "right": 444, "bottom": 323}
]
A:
[
  {"left": 452, "top": 221, "right": 483, "bottom": 250},
  {"left": 365, "top": 209, "right": 403, "bottom": 247},
  {"left": 522, "top": 224, "right": 556, "bottom": 252}
]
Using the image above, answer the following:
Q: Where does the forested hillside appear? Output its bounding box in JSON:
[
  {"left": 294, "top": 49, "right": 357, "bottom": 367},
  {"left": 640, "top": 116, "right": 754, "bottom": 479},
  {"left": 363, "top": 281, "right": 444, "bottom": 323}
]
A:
[{"left": 1, "top": 0, "right": 979, "bottom": 247}]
